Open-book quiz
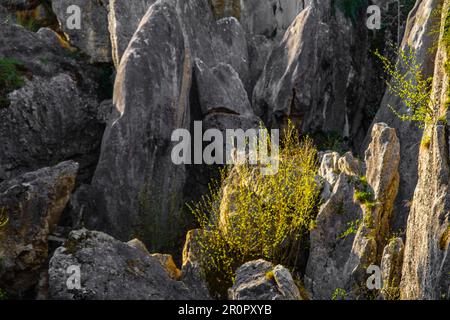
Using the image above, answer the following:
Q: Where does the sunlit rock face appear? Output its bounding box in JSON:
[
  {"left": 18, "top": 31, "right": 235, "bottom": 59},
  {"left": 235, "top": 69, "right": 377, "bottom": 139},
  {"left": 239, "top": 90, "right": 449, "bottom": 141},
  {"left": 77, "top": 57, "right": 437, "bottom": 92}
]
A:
[
  {"left": 400, "top": 3, "right": 450, "bottom": 297},
  {"left": 89, "top": 0, "right": 261, "bottom": 254},
  {"left": 253, "top": 0, "right": 385, "bottom": 153},
  {"left": 366, "top": 0, "right": 444, "bottom": 231},
  {"left": 305, "top": 123, "right": 400, "bottom": 299}
]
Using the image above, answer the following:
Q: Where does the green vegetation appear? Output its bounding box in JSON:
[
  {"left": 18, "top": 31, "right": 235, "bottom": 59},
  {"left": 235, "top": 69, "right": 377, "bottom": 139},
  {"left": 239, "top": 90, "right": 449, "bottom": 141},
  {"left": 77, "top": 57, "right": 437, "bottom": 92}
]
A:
[
  {"left": 354, "top": 176, "right": 376, "bottom": 209},
  {"left": 331, "top": 288, "right": 347, "bottom": 300},
  {"left": 0, "top": 207, "right": 8, "bottom": 228},
  {"left": 0, "top": 58, "right": 25, "bottom": 109},
  {"left": 375, "top": 47, "right": 435, "bottom": 127},
  {"left": 190, "top": 123, "right": 320, "bottom": 297},
  {"left": 0, "top": 288, "right": 7, "bottom": 300},
  {"left": 338, "top": 219, "right": 361, "bottom": 240},
  {"left": 421, "top": 133, "right": 432, "bottom": 149}
]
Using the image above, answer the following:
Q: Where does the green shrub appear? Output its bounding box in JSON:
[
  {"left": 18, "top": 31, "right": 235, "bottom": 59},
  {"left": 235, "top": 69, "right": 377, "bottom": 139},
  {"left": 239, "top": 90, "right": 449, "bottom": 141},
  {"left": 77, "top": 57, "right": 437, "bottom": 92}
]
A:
[
  {"left": 331, "top": 288, "right": 347, "bottom": 300},
  {"left": 0, "top": 207, "right": 8, "bottom": 228},
  {"left": 189, "top": 123, "right": 320, "bottom": 297},
  {"left": 0, "top": 58, "right": 25, "bottom": 108},
  {"left": 375, "top": 47, "right": 436, "bottom": 127},
  {"left": 0, "top": 288, "right": 7, "bottom": 300}
]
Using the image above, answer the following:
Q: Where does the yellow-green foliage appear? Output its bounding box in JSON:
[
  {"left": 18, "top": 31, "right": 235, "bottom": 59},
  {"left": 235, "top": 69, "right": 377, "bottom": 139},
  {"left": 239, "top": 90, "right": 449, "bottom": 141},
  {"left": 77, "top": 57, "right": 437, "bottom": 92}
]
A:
[
  {"left": 0, "top": 207, "right": 8, "bottom": 228},
  {"left": 421, "top": 133, "right": 432, "bottom": 149},
  {"left": 375, "top": 47, "right": 436, "bottom": 127},
  {"left": 331, "top": 288, "right": 347, "bottom": 300},
  {"left": 189, "top": 123, "right": 320, "bottom": 296}
]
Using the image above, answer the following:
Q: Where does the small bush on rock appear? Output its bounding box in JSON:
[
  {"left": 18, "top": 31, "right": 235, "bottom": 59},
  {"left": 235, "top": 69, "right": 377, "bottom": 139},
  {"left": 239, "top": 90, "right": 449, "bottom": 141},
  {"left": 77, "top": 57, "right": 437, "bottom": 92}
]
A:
[{"left": 189, "top": 123, "right": 320, "bottom": 297}]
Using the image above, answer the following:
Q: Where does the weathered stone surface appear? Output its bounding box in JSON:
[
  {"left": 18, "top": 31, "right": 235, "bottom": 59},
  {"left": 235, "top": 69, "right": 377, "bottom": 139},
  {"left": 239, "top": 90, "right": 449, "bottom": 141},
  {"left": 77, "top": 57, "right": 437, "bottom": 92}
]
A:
[
  {"left": 48, "top": 229, "right": 206, "bottom": 300},
  {"left": 253, "top": 1, "right": 383, "bottom": 149},
  {"left": 306, "top": 123, "right": 400, "bottom": 299},
  {"left": 90, "top": 0, "right": 260, "bottom": 254},
  {"left": 194, "top": 59, "right": 252, "bottom": 116},
  {"left": 89, "top": 1, "right": 190, "bottom": 253},
  {"left": 0, "top": 161, "right": 78, "bottom": 297},
  {"left": 229, "top": 259, "right": 300, "bottom": 300},
  {"left": 305, "top": 173, "right": 364, "bottom": 299},
  {"left": 364, "top": 123, "right": 400, "bottom": 257},
  {"left": 240, "top": 0, "right": 304, "bottom": 38},
  {"left": 401, "top": 126, "right": 450, "bottom": 299},
  {"left": 212, "top": 17, "right": 249, "bottom": 92},
  {"left": 380, "top": 237, "right": 404, "bottom": 300},
  {"left": 180, "top": 229, "right": 211, "bottom": 300},
  {"left": 366, "top": 0, "right": 444, "bottom": 229},
  {"left": 399, "top": 3, "right": 450, "bottom": 299},
  {"left": 0, "top": 74, "right": 105, "bottom": 184},
  {"left": 52, "top": 0, "right": 112, "bottom": 63},
  {"left": 108, "top": 0, "right": 157, "bottom": 67}
]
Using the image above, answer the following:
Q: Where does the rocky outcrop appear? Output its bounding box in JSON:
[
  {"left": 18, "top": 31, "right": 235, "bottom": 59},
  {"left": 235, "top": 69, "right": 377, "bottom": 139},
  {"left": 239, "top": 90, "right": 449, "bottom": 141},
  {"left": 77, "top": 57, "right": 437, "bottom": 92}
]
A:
[
  {"left": 399, "top": 1, "right": 450, "bottom": 300},
  {"left": 108, "top": 0, "right": 157, "bottom": 67},
  {"left": 48, "top": 229, "right": 207, "bottom": 300},
  {"left": 180, "top": 229, "right": 211, "bottom": 300},
  {"left": 0, "top": 22, "right": 110, "bottom": 184},
  {"left": 380, "top": 237, "right": 404, "bottom": 300},
  {"left": 367, "top": 0, "right": 444, "bottom": 229},
  {"left": 0, "top": 74, "right": 105, "bottom": 185},
  {"left": 89, "top": 1, "right": 191, "bottom": 253},
  {"left": 305, "top": 123, "right": 400, "bottom": 299},
  {"left": 0, "top": 161, "right": 78, "bottom": 297},
  {"left": 253, "top": 0, "right": 382, "bottom": 149},
  {"left": 52, "top": 0, "right": 112, "bottom": 63},
  {"left": 229, "top": 259, "right": 300, "bottom": 300},
  {"left": 89, "top": 0, "right": 261, "bottom": 254}
]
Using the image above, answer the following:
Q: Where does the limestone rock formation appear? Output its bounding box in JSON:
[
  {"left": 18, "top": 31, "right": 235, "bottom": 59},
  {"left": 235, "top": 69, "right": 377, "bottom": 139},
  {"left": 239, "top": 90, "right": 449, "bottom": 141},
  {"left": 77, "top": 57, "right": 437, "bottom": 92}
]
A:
[
  {"left": 306, "top": 123, "right": 400, "bottom": 299},
  {"left": 89, "top": 0, "right": 261, "bottom": 253},
  {"left": 229, "top": 259, "right": 300, "bottom": 300},
  {"left": 0, "top": 22, "right": 109, "bottom": 184},
  {"left": 108, "top": 0, "right": 157, "bottom": 67},
  {"left": 48, "top": 229, "right": 207, "bottom": 300},
  {"left": 367, "top": 0, "right": 444, "bottom": 229},
  {"left": 253, "top": 0, "right": 382, "bottom": 149},
  {"left": 52, "top": 0, "right": 112, "bottom": 63},
  {"left": 0, "top": 161, "right": 78, "bottom": 297}
]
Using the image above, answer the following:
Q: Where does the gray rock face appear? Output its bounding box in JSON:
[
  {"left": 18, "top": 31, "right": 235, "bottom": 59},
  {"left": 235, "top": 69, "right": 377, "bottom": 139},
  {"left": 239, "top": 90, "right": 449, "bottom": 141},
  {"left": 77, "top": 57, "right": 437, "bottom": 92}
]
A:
[
  {"left": 0, "top": 74, "right": 105, "bottom": 184},
  {"left": 90, "top": 0, "right": 261, "bottom": 254},
  {"left": 0, "top": 22, "right": 109, "bottom": 184},
  {"left": 180, "top": 229, "right": 211, "bottom": 300},
  {"left": 364, "top": 123, "right": 400, "bottom": 258},
  {"left": 52, "top": 0, "right": 112, "bottom": 63},
  {"left": 0, "top": 161, "right": 78, "bottom": 297},
  {"left": 240, "top": 0, "right": 304, "bottom": 38},
  {"left": 229, "top": 259, "right": 300, "bottom": 300},
  {"left": 380, "top": 237, "right": 404, "bottom": 300},
  {"left": 305, "top": 172, "right": 364, "bottom": 299},
  {"left": 366, "top": 0, "right": 443, "bottom": 229},
  {"left": 400, "top": 27, "right": 450, "bottom": 297},
  {"left": 400, "top": 126, "right": 450, "bottom": 299},
  {"left": 108, "top": 0, "right": 157, "bottom": 67},
  {"left": 89, "top": 0, "right": 189, "bottom": 253},
  {"left": 306, "top": 123, "right": 400, "bottom": 299},
  {"left": 253, "top": 0, "right": 381, "bottom": 148},
  {"left": 48, "top": 229, "right": 207, "bottom": 300},
  {"left": 194, "top": 59, "right": 252, "bottom": 116}
]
